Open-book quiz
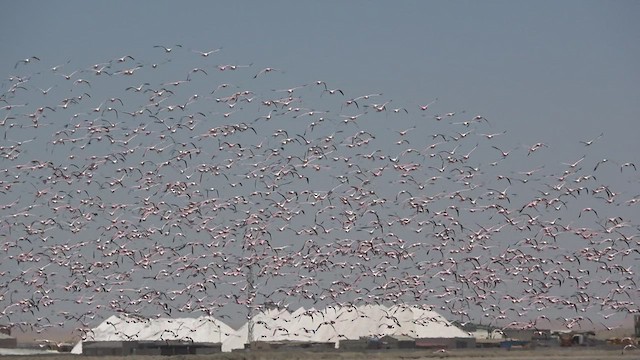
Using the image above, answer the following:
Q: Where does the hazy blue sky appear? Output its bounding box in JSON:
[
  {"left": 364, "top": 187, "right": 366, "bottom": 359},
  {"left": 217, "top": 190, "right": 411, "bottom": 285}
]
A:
[
  {"left": 1, "top": 0, "right": 639, "bottom": 340},
  {"left": 3, "top": 1, "right": 638, "bottom": 150}
]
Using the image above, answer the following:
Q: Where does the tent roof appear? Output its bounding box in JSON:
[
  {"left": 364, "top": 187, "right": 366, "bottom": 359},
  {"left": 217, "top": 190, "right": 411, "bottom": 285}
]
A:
[{"left": 72, "top": 305, "right": 471, "bottom": 353}]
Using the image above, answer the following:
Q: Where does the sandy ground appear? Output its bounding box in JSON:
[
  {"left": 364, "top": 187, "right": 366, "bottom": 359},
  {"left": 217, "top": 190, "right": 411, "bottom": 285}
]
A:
[{"left": 0, "top": 348, "right": 638, "bottom": 360}]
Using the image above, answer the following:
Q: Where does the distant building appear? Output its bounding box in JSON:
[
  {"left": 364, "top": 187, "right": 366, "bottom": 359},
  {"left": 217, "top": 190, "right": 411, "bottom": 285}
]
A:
[
  {"left": 79, "top": 306, "right": 475, "bottom": 353},
  {"left": 453, "top": 322, "right": 505, "bottom": 341},
  {"left": 82, "top": 340, "right": 221, "bottom": 356},
  {"left": 339, "top": 335, "right": 419, "bottom": 350},
  {"left": 502, "top": 328, "right": 536, "bottom": 341},
  {"left": 247, "top": 340, "right": 335, "bottom": 352},
  {"left": 554, "top": 330, "right": 596, "bottom": 347},
  {"left": 500, "top": 328, "right": 555, "bottom": 348},
  {"left": 227, "top": 304, "right": 475, "bottom": 351},
  {"left": 339, "top": 337, "right": 373, "bottom": 351},
  {"left": 415, "top": 337, "right": 476, "bottom": 349},
  {"left": 470, "top": 328, "right": 505, "bottom": 340},
  {"left": 379, "top": 334, "right": 417, "bottom": 349},
  {"left": 471, "top": 326, "right": 505, "bottom": 349},
  {"left": 72, "top": 314, "right": 234, "bottom": 354},
  {"left": 0, "top": 333, "right": 17, "bottom": 349}
]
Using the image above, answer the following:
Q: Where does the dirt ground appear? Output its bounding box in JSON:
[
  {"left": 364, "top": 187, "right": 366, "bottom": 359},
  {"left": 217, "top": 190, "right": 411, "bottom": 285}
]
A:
[{"left": 0, "top": 348, "right": 638, "bottom": 360}]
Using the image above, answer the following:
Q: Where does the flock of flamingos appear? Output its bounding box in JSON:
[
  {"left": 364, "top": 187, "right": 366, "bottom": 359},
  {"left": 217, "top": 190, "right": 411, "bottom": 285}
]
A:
[{"left": 0, "top": 46, "right": 638, "bottom": 342}]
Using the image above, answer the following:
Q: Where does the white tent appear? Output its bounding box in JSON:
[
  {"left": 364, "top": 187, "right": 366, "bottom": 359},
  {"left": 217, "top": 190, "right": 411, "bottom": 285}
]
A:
[
  {"left": 73, "top": 305, "right": 471, "bottom": 353},
  {"left": 221, "top": 307, "right": 316, "bottom": 351},
  {"left": 222, "top": 304, "right": 472, "bottom": 351},
  {"left": 71, "top": 314, "right": 235, "bottom": 354}
]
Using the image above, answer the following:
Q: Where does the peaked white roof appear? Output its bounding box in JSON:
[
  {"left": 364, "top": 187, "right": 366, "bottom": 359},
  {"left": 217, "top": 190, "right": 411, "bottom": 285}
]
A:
[
  {"left": 73, "top": 305, "right": 470, "bottom": 353},
  {"left": 71, "top": 314, "right": 234, "bottom": 354},
  {"left": 223, "top": 304, "right": 471, "bottom": 351}
]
